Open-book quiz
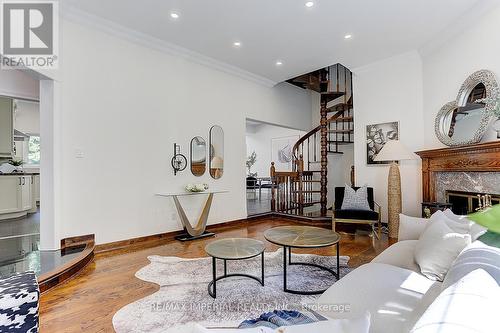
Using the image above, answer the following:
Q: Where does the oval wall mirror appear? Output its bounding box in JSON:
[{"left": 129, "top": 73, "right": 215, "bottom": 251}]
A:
[
  {"left": 190, "top": 136, "right": 206, "bottom": 176},
  {"left": 209, "top": 125, "right": 224, "bottom": 179},
  {"left": 435, "top": 70, "right": 499, "bottom": 146}
]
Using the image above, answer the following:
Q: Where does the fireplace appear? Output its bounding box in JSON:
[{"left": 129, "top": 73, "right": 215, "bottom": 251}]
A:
[
  {"left": 447, "top": 190, "right": 500, "bottom": 215},
  {"left": 416, "top": 141, "right": 500, "bottom": 208}
]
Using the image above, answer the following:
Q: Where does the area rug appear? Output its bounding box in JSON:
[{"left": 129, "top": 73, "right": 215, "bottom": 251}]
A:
[{"left": 112, "top": 249, "right": 350, "bottom": 333}]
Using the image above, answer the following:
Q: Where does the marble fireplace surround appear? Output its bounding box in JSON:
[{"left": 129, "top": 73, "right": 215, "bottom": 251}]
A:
[
  {"left": 435, "top": 172, "right": 500, "bottom": 203},
  {"left": 416, "top": 141, "right": 500, "bottom": 203}
]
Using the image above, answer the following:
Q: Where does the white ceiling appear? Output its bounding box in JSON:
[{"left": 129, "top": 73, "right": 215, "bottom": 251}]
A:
[{"left": 64, "top": 0, "right": 493, "bottom": 84}]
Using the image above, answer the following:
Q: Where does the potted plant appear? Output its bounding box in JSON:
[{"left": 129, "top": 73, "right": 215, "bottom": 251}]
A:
[
  {"left": 8, "top": 159, "right": 24, "bottom": 171},
  {"left": 468, "top": 204, "right": 500, "bottom": 247},
  {"left": 246, "top": 151, "right": 257, "bottom": 177}
]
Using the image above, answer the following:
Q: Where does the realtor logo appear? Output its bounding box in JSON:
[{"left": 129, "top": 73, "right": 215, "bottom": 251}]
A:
[{"left": 1, "top": 1, "right": 58, "bottom": 69}]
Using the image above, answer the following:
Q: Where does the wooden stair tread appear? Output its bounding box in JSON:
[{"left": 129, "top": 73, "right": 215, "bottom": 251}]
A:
[
  {"left": 326, "top": 103, "right": 352, "bottom": 113},
  {"left": 321, "top": 91, "right": 345, "bottom": 103},
  {"left": 291, "top": 190, "right": 321, "bottom": 193},
  {"left": 328, "top": 129, "right": 353, "bottom": 133},
  {"left": 334, "top": 116, "right": 353, "bottom": 122},
  {"left": 328, "top": 141, "right": 354, "bottom": 145},
  {"left": 290, "top": 201, "right": 321, "bottom": 205},
  {"left": 328, "top": 140, "right": 354, "bottom": 142}
]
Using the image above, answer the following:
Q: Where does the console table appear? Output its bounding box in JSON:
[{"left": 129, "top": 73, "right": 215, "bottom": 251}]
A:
[{"left": 155, "top": 190, "right": 227, "bottom": 241}]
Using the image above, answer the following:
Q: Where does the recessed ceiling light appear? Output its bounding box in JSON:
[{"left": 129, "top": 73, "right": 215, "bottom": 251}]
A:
[
  {"left": 170, "top": 12, "right": 180, "bottom": 19},
  {"left": 344, "top": 34, "right": 352, "bottom": 39},
  {"left": 305, "top": 2, "right": 314, "bottom": 7},
  {"left": 233, "top": 41, "right": 242, "bottom": 48},
  {"left": 275, "top": 60, "right": 283, "bottom": 66}
]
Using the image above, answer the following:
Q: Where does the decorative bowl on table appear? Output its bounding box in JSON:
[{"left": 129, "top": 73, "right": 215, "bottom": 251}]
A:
[{"left": 185, "top": 183, "right": 209, "bottom": 193}]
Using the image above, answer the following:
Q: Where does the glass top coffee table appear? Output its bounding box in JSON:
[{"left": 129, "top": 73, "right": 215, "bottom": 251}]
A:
[
  {"left": 205, "top": 238, "right": 265, "bottom": 298},
  {"left": 264, "top": 226, "right": 341, "bottom": 295}
]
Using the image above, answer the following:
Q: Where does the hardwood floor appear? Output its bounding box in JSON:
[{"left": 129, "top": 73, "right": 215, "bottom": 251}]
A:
[{"left": 39, "top": 217, "right": 390, "bottom": 332}]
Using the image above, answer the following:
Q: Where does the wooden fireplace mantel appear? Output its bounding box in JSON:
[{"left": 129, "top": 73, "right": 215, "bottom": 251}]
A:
[{"left": 416, "top": 141, "right": 500, "bottom": 202}]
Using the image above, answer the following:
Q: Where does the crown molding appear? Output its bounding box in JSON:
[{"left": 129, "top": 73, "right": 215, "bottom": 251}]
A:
[{"left": 60, "top": 4, "right": 277, "bottom": 88}]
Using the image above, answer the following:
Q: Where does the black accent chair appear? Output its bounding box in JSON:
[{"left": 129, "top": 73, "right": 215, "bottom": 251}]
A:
[{"left": 332, "top": 186, "right": 381, "bottom": 239}]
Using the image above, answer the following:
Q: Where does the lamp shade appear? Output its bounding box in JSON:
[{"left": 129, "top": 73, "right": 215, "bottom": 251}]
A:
[
  {"left": 373, "top": 140, "right": 418, "bottom": 162},
  {"left": 211, "top": 156, "right": 223, "bottom": 168}
]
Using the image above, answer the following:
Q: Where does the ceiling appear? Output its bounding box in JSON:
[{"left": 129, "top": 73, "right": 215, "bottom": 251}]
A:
[{"left": 63, "top": 0, "right": 492, "bottom": 84}]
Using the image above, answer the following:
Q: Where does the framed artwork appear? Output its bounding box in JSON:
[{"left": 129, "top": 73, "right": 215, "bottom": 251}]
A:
[
  {"left": 366, "top": 121, "right": 399, "bottom": 164},
  {"left": 271, "top": 135, "right": 300, "bottom": 171}
]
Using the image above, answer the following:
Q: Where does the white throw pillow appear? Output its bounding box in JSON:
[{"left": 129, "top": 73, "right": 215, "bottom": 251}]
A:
[
  {"left": 410, "top": 269, "right": 500, "bottom": 333},
  {"left": 398, "top": 214, "right": 428, "bottom": 241},
  {"left": 341, "top": 185, "right": 371, "bottom": 211},
  {"left": 442, "top": 240, "right": 500, "bottom": 290},
  {"left": 428, "top": 210, "right": 470, "bottom": 235},
  {"left": 443, "top": 209, "right": 488, "bottom": 241},
  {"left": 190, "top": 313, "right": 371, "bottom": 333},
  {"left": 414, "top": 218, "right": 471, "bottom": 281}
]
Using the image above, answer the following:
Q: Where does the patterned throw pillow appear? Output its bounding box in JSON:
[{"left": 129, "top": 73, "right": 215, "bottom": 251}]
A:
[{"left": 341, "top": 185, "right": 371, "bottom": 211}]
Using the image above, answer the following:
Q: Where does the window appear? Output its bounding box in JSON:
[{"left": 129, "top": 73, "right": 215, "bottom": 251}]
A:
[{"left": 28, "top": 136, "right": 40, "bottom": 165}]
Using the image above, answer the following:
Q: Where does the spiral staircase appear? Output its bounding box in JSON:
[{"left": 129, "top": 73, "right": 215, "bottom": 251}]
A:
[{"left": 270, "top": 64, "right": 354, "bottom": 218}]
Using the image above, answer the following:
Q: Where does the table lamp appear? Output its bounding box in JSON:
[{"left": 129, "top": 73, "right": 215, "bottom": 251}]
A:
[{"left": 374, "top": 140, "right": 418, "bottom": 238}]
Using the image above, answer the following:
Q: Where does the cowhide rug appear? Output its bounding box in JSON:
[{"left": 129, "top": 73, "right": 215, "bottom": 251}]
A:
[{"left": 113, "top": 249, "right": 350, "bottom": 333}]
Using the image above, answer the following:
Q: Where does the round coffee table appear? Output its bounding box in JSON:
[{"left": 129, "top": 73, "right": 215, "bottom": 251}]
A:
[
  {"left": 205, "top": 238, "right": 265, "bottom": 298},
  {"left": 264, "top": 226, "right": 341, "bottom": 295}
]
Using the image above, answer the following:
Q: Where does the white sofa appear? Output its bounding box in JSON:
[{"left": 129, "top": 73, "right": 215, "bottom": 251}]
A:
[
  {"left": 186, "top": 210, "right": 499, "bottom": 333},
  {"left": 316, "top": 210, "right": 499, "bottom": 333}
]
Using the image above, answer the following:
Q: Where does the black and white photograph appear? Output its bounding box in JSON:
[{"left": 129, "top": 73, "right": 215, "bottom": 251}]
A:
[{"left": 366, "top": 121, "right": 399, "bottom": 164}]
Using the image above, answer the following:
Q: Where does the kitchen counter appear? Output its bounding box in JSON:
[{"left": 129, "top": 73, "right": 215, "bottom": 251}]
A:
[{"left": 0, "top": 172, "right": 40, "bottom": 176}]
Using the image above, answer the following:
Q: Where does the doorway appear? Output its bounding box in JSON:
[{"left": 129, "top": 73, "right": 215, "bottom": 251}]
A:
[{"left": 245, "top": 119, "right": 307, "bottom": 216}]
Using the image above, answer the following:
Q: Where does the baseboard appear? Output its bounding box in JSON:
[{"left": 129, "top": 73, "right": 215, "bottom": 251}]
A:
[
  {"left": 93, "top": 213, "right": 331, "bottom": 255},
  {"left": 60, "top": 234, "right": 95, "bottom": 250},
  {"left": 0, "top": 211, "right": 29, "bottom": 221},
  {"left": 94, "top": 230, "right": 184, "bottom": 254}
]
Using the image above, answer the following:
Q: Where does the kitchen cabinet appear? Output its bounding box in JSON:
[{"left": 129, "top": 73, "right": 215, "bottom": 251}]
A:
[
  {"left": 20, "top": 176, "right": 32, "bottom": 211},
  {"left": 34, "top": 175, "right": 40, "bottom": 203},
  {"left": 0, "top": 176, "right": 20, "bottom": 214},
  {"left": 0, "top": 175, "right": 33, "bottom": 220},
  {"left": 29, "top": 175, "right": 39, "bottom": 213},
  {"left": 0, "top": 97, "right": 14, "bottom": 158}
]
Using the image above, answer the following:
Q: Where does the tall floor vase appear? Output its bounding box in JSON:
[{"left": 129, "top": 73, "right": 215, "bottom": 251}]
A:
[{"left": 387, "top": 162, "right": 402, "bottom": 239}]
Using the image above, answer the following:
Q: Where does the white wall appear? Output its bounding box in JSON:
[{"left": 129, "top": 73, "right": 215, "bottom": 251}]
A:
[
  {"left": 422, "top": 5, "right": 500, "bottom": 148},
  {"left": 326, "top": 144, "right": 354, "bottom": 204},
  {"left": 246, "top": 123, "right": 306, "bottom": 177},
  {"left": 353, "top": 52, "right": 424, "bottom": 221},
  {"left": 54, "top": 19, "right": 311, "bottom": 245},
  {"left": 0, "top": 70, "right": 39, "bottom": 100}
]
